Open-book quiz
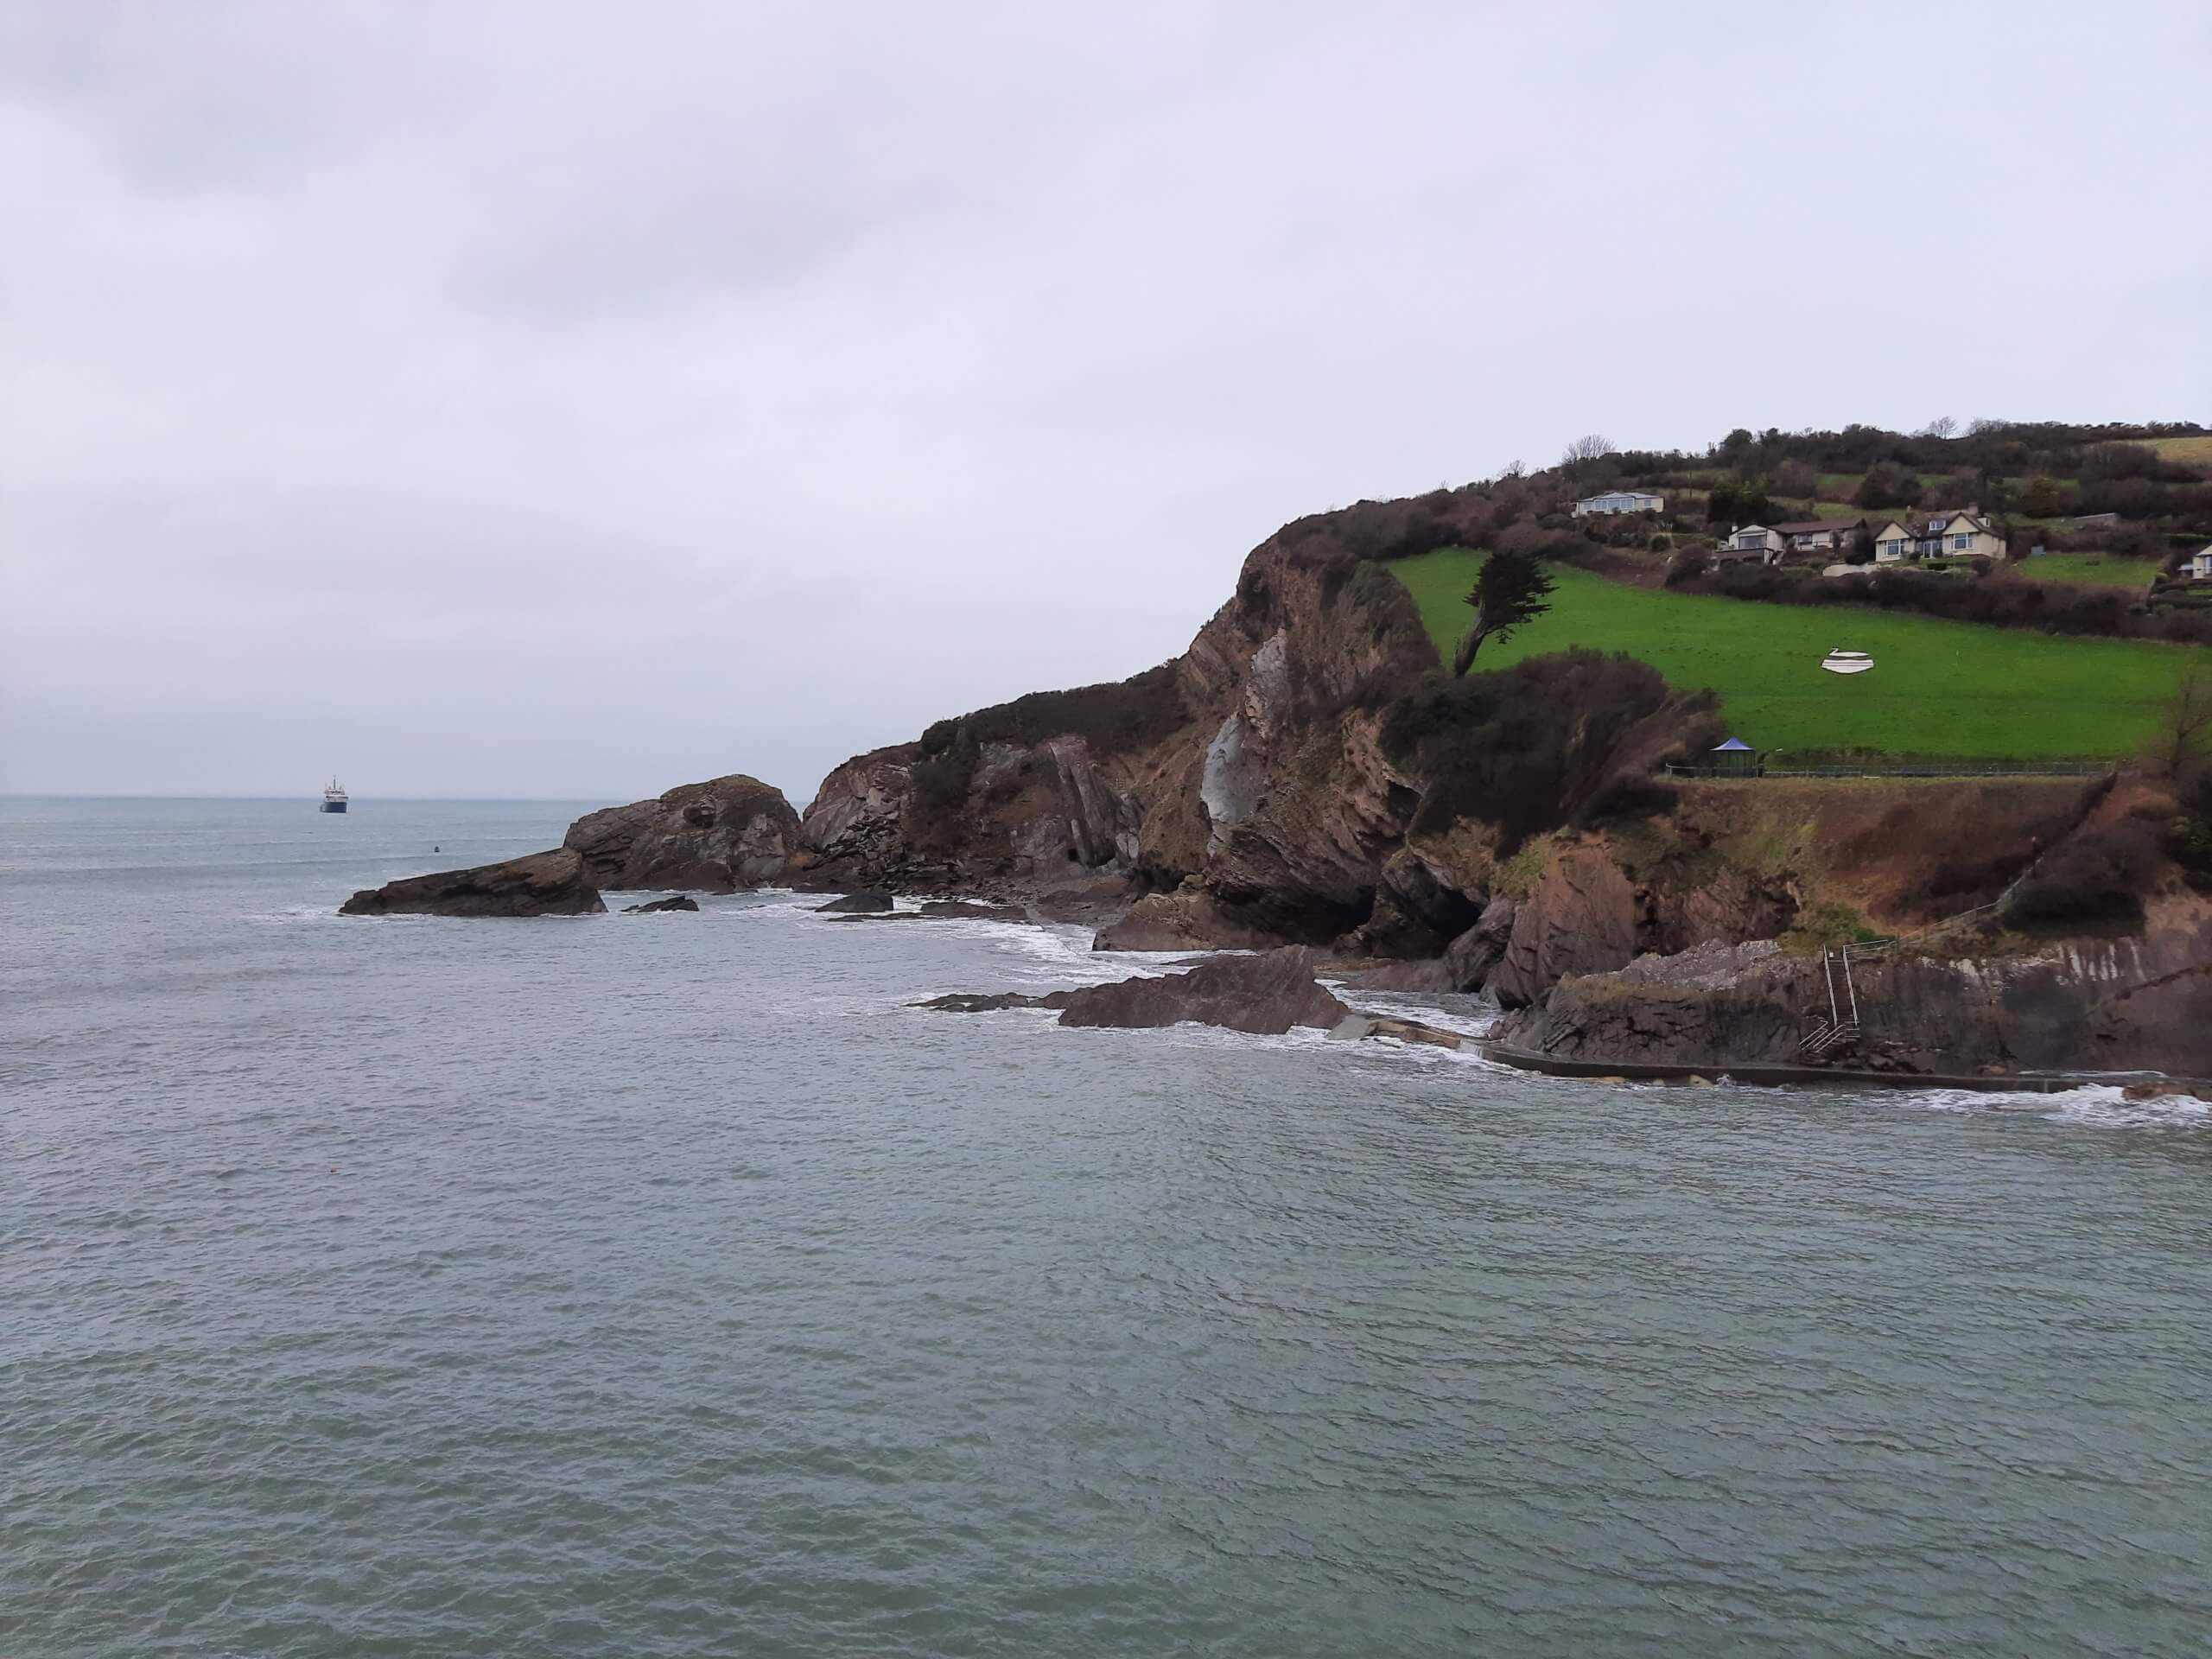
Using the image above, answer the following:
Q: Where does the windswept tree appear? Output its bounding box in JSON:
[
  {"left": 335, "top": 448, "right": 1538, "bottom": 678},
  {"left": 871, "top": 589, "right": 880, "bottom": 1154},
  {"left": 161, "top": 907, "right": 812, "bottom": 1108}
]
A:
[
  {"left": 1452, "top": 550, "right": 1556, "bottom": 676},
  {"left": 1920, "top": 415, "right": 1959, "bottom": 440},
  {"left": 1560, "top": 433, "right": 1617, "bottom": 465}
]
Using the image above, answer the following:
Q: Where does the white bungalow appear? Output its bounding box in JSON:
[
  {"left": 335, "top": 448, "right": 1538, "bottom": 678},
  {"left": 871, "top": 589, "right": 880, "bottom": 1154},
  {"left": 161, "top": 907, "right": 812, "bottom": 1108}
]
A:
[
  {"left": 2190, "top": 544, "right": 2212, "bottom": 581},
  {"left": 1872, "top": 510, "right": 2004, "bottom": 563},
  {"left": 1573, "top": 489, "right": 1665, "bottom": 516}
]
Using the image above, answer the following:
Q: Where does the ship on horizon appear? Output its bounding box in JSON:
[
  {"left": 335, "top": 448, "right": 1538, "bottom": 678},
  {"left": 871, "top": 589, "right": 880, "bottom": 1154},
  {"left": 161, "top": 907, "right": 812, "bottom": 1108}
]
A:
[{"left": 321, "top": 778, "right": 349, "bottom": 814}]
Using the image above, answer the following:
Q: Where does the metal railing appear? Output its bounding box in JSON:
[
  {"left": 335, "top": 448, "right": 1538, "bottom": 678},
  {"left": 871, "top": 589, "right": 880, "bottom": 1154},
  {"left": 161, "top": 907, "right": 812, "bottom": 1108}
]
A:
[{"left": 1669, "top": 760, "right": 2109, "bottom": 780}]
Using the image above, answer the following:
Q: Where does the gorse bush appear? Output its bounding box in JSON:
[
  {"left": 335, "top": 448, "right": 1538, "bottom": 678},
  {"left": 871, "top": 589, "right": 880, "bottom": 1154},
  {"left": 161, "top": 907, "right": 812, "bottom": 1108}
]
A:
[
  {"left": 1380, "top": 649, "right": 1713, "bottom": 852},
  {"left": 905, "top": 663, "right": 1190, "bottom": 849},
  {"left": 2004, "top": 822, "right": 2164, "bottom": 927},
  {"left": 920, "top": 663, "right": 1189, "bottom": 760}
]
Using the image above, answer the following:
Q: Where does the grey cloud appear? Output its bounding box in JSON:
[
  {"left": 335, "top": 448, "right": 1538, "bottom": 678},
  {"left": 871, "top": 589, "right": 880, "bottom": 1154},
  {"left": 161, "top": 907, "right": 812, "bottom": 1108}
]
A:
[{"left": 3, "top": 0, "right": 2207, "bottom": 800}]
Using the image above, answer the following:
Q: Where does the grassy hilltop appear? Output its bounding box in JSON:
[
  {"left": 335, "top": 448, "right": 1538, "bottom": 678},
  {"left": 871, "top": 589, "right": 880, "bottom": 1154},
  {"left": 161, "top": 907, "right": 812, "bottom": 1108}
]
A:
[{"left": 1393, "top": 547, "right": 2203, "bottom": 760}]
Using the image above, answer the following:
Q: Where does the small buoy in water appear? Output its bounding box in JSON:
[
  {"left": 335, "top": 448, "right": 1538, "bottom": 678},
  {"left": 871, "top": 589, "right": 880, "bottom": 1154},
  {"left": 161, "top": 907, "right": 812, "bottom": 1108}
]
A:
[{"left": 1821, "top": 650, "right": 1874, "bottom": 675}]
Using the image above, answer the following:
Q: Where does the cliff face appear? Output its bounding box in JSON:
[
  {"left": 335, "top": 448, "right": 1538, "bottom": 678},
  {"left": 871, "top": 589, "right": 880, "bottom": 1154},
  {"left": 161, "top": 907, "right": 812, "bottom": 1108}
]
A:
[{"left": 787, "top": 488, "right": 1688, "bottom": 943}]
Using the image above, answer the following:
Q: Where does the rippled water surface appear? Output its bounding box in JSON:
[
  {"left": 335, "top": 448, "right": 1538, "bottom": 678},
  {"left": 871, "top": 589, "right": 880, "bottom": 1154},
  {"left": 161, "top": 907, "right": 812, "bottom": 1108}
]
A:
[{"left": 5, "top": 798, "right": 2212, "bottom": 1656}]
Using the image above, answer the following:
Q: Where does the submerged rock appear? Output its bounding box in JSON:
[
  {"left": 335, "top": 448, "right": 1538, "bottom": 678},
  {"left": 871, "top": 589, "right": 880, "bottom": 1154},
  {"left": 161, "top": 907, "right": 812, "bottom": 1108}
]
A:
[
  {"left": 340, "top": 849, "right": 605, "bottom": 918},
  {"left": 563, "top": 774, "right": 800, "bottom": 892},
  {"left": 838, "top": 900, "right": 1030, "bottom": 924},
  {"left": 623, "top": 895, "right": 699, "bottom": 913},
  {"left": 815, "top": 890, "right": 893, "bottom": 913},
  {"left": 1326, "top": 1014, "right": 1464, "bottom": 1050},
  {"left": 918, "top": 990, "right": 1078, "bottom": 1014},
  {"left": 919, "top": 900, "right": 1029, "bottom": 922},
  {"left": 2121, "top": 1080, "right": 2211, "bottom": 1103}
]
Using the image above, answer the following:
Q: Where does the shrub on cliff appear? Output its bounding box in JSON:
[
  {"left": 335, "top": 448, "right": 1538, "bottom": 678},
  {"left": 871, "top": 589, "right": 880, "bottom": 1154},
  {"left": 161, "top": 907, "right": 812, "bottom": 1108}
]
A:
[
  {"left": 926, "top": 662, "right": 1188, "bottom": 761},
  {"left": 1382, "top": 649, "right": 1706, "bottom": 851},
  {"left": 2004, "top": 822, "right": 2163, "bottom": 928}
]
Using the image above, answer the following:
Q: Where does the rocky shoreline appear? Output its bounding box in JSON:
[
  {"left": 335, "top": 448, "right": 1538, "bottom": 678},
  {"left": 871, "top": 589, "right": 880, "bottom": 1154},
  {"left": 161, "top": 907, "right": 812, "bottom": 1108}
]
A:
[{"left": 336, "top": 485, "right": 2212, "bottom": 1086}]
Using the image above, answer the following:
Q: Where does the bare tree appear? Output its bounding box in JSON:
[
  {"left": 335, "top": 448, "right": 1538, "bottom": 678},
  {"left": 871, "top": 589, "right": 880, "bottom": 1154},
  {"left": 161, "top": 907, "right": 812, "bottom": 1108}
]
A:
[
  {"left": 2152, "top": 666, "right": 2212, "bottom": 779},
  {"left": 1560, "top": 434, "right": 1617, "bottom": 465},
  {"left": 1919, "top": 415, "right": 1959, "bottom": 440},
  {"left": 1502, "top": 458, "right": 1526, "bottom": 479}
]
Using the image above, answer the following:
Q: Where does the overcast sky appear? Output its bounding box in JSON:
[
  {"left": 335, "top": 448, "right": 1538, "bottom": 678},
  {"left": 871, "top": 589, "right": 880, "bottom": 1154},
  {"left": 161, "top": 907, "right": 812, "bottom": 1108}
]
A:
[{"left": 4, "top": 2, "right": 2207, "bottom": 802}]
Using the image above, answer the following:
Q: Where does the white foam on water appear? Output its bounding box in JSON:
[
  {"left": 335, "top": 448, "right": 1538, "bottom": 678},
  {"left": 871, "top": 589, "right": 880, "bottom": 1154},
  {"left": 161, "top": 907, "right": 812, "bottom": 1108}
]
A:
[
  {"left": 1897, "top": 1083, "right": 2211, "bottom": 1132},
  {"left": 255, "top": 905, "right": 432, "bottom": 925}
]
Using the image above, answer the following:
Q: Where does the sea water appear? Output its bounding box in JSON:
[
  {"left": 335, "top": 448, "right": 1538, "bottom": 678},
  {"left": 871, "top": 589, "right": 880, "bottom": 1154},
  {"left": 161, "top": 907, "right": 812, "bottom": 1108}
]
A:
[{"left": 4, "top": 798, "right": 2210, "bottom": 1656}]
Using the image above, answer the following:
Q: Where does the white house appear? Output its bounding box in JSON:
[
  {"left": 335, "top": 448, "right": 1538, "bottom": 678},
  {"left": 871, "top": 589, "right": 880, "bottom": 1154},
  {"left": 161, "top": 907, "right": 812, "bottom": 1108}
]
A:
[
  {"left": 1770, "top": 518, "right": 1863, "bottom": 558},
  {"left": 2190, "top": 544, "right": 2212, "bottom": 580},
  {"left": 1573, "top": 489, "right": 1664, "bottom": 516},
  {"left": 1872, "top": 510, "right": 2004, "bottom": 563},
  {"left": 1713, "top": 524, "right": 1786, "bottom": 563}
]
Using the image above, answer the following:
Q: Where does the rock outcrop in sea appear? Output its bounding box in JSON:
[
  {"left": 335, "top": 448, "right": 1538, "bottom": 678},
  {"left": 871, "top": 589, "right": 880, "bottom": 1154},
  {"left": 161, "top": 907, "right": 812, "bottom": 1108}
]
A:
[
  {"left": 564, "top": 774, "right": 799, "bottom": 892},
  {"left": 340, "top": 849, "right": 606, "bottom": 917},
  {"left": 919, "top": 946, "right": 1351, "bottom": 1035},
  {"left": 919, "top": 946, "right": 1475, "bottom": 1046}
]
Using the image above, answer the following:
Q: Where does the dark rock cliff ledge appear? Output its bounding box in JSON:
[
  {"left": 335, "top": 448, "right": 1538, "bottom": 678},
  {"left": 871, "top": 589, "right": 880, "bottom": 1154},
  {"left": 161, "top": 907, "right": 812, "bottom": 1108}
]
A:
[
  {"left": 563, "top": 774, "right": 800, "bottom": 892},
  {"left": 340, "top": 849, "right": 606, "bottom": 917}
]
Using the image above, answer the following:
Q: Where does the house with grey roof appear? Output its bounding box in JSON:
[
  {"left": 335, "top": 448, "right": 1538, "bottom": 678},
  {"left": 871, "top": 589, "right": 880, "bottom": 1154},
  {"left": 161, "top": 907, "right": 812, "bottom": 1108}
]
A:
[{"left": 1768, "top": 518, "right": 1864, "bottom": 559}]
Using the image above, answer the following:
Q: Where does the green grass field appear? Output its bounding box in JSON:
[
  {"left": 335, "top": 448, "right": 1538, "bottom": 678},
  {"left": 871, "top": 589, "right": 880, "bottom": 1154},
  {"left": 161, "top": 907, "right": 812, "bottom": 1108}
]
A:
[
  {"left": 1390, "top": 548, "right": 2206, "bottom": 760},
  {"left": 2018, "top": 553, "right": 2164, "bottom": 589}
]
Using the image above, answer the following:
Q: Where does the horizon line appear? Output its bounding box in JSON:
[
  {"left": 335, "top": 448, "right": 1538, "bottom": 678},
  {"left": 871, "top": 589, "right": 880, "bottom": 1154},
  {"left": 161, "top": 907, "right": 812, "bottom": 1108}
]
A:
[{"left": 0, "top": 800, "right": 628, "bottom": 814}]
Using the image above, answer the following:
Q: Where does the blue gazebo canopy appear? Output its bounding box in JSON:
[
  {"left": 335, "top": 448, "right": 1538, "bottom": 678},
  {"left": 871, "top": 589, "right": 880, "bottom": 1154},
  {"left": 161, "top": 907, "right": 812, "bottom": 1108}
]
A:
[{"left": 1712, "top": 738, "right": 1755, "bottom": 753}]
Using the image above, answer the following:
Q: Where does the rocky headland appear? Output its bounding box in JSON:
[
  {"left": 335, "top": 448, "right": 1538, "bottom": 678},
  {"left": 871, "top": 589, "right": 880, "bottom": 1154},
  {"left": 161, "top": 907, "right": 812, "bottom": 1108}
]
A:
[{"left": 339, "top": 483, "right": 2212, "bottom": 1084}]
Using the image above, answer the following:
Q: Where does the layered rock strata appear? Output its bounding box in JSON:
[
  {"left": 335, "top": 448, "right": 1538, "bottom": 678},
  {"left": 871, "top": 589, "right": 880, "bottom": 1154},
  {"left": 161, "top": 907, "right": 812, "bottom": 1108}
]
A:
[{"left": 340, "top": 849, "right": 605, "bottom": 918}]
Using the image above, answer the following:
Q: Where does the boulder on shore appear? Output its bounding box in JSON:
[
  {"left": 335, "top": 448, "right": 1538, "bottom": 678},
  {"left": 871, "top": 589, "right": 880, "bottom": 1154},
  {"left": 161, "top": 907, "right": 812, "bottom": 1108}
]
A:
[
  {"left": 815, "top": 890, "right": 894, "bottom": 913},
  {"left": 918, "top": 946, "right": 1351, "bottom": 1035},
  {"left": 624, "top": 895, "right": 699, "bottom": 913},
  {"left": 340, "top": 849, "right": 605, "bottom": 918},
  {"left": 563, "top": 774, "right": 799, "bottom": 892}
]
